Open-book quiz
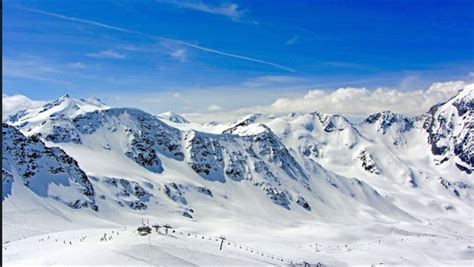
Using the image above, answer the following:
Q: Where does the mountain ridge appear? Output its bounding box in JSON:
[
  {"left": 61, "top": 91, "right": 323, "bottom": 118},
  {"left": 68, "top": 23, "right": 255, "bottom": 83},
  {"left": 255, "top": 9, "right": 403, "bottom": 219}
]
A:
[{"left": 2, "top": 85, "right": 473, "bottom": 241}]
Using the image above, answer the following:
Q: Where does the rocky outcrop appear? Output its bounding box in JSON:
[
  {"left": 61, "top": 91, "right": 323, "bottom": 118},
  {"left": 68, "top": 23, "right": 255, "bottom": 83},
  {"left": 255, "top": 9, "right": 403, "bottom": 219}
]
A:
[
  {"left": 75, "top": 108, "right": 184, "bottom": 173},
  {"left": 357, "top": 150, "right": 382, "bottom": 175},
  {"left": 184, "top": 131, "right": 225, "bottom": 181},
  {"left": 296, "top": 196, "right": 311, "bottom": 211},
  {"left": 419, "top": 88, "right": 473, "bottom": 169},
  {"left": 2, "top": 123, "right": 97, "bottom": 210},
  {"left": 104, "top": 177, "right": 153, "bottom": 210},
  {"left": 365, "top": 111, "right": 414, "bottom": 134}
]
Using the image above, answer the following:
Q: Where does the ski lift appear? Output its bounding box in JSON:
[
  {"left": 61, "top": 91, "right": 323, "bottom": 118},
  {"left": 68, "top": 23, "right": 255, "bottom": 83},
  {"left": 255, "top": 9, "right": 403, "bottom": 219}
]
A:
[
  {"left": 151, "top": 224, "right": 161, "bottom": 232},
  {"left": 137, "top": 226, "right": 152, "bottom": 236}
]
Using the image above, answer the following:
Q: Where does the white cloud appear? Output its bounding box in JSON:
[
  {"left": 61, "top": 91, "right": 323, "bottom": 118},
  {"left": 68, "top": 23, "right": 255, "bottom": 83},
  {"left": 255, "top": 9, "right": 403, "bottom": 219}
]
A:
[
  {"left": 285, "top": 36, "right": 299, "bottom": 45},
  {"left": 92, "top": 79, "right": 472, "bottom": 124},
  {"left": 158, "top": 0, "right": 244, "bottom": 20},
  {"left": 239, "top": 80, "right": 469, "bottom": 117},
  {"left": 425, "top": 80, "right": 467, "bottom": 95},
  {"left": 177, "top": 41, "right": 295, "bottom": 72},
  {"left": 208, "top": 104, "right": 222, "bottom": 111},
  {"left": 3, "top": 58, "right": 63, "bottom": 81},
  {"left": 21, "top": 8, "right": 139, "bottom": 35},
  {"left": 185, "top": 80, "right": 471, "bottom": 123},
  {"left": 68, "top": 62, "right": 86, "bottom": 69},
  {"left": 173, "top": 92, "right": 182, "bottom": 98},
  {"left": 2, "top": 94, "right": 46, "bottom": 119},
  {"left": 87, "top": 50, "right": 126, "bottom": 59},
  {"left": 398, "top": 74, "right": 422, "bottom": 90},
  {"left": 170, "top": 48, "right": 187, "bottom": 62}
]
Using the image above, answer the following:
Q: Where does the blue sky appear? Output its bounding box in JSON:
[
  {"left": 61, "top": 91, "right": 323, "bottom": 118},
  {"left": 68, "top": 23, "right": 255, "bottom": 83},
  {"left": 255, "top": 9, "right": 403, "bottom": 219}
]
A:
[{"left": 3, "top": 0, "right": 474, "bottom": 117}]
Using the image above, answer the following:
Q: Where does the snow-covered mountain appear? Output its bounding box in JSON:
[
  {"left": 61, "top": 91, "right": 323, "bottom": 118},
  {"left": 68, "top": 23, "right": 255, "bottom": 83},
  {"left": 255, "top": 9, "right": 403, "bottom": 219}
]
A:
[
  {"left": 157, "top": 111, "right": 190, "bottom": 123},
  {"left": 417, "top": 87, "right": 473, "bottom": 172},
  {"left": 2, "top": 123, "right": 96, "bottom": 209},
  {"left": 5, "top": 95, "right": 110, "bottom": 144},
  {"left": 3, "top": 85, "right": 474, "bottom": 265},
  {"left": 4, "top": 95, "right": 408, "bottom": 220},
  {"left": 236, "top": 87, "right": 474, "bottom": 217},
  {"left": 5, "top": 94, "right": 109, "bottom": 125}
]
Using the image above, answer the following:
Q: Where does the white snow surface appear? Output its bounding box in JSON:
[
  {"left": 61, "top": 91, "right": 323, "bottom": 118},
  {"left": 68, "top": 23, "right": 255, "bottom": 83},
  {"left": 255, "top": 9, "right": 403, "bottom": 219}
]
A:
[
  {"left": 3, "top": 85, "right": 474, "bottom": 266},
  {"left": 157, "top": 111, "right": 190, "bottom": 124}
]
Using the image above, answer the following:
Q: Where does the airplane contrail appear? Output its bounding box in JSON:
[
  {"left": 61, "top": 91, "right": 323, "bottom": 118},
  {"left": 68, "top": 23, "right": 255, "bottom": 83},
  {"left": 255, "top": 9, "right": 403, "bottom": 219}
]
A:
[{"left": 22, "top": 8, "right": 295, "bottom": 72}]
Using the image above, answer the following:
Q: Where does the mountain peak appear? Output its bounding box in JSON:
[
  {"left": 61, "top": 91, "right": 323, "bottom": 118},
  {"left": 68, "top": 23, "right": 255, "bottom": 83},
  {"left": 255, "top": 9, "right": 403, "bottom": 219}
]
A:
[
  {"left": 365, "top": 110, "right": 407, "bottom": 122},
  {"left": 5, "top": 95, "right": 110, "bottom": 131},
  {"left": 364, "top": 111, "right": 413, "bottom": 134},
  {"left": 229, "top": 113, "right": 264, "bottom": 126},
  {"left": 42, "top": 94, "right": 73, "bottom": 109},
  {"left": 38, "top": 94, "right": 109, "bottom": 114},
  {"left": 157, "top": 111, "right": 189, "bottom": 123},
  {"left": 451, "top": 85, "right": 474, "bottom": 116}
]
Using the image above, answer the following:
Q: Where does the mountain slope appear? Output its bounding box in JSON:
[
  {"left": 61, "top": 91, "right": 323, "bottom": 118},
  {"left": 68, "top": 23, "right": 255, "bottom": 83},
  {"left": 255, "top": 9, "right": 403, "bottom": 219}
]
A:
[
  {"left": 221, "top": 87, "right": 474, "bottom": 218},
  {"left": 2, "top": 123, "right": 96, "bottom": 210},
  {"left": 418, "top": 86, "right": 474, "bottom": 172},
  {"left": 2, "top": 96, "right": 416, "bottom": 224}
]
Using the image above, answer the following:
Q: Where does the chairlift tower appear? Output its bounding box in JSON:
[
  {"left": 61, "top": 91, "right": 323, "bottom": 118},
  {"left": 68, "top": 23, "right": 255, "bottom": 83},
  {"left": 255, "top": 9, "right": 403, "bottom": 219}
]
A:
[
  {"left": 163, "top": 224, "right": 172, "bottom": 235},
  {"left": 218, "top": 236, "right": 226, "bottom": 251},
  {"left": 151, "top": 224, "right": 161, "bottom": 232}
]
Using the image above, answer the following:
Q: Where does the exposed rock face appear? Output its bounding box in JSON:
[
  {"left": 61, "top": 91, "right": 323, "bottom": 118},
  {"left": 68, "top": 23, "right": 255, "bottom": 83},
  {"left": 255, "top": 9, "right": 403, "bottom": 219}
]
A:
[
  {"left": 253, "top": 160, "right": 280, "bottom": 184},
  {"left": 184, "top": 130, "right": 225, "bottom": 181},
  {"left": 195, "top": 186, "right": 213, "bottom": 197},
  {"left": 44, "top": 123, "right": 82, "bottom": 144},
  {"left": 357, "top": 150, "right": 382, "bottom": 175},
  {"left": 224, "top": 150, "right": 250, "bottom": 182},
  {"left": 2, "top": 169, "right": 14, "bottom": 201},
  {"left": 419, "top": 88, "right": 473, "bottom": 170},
  {"left": 103, "top": 177, "right": 153, "bottom": 210},
  {"left": 2, "top": 123, "right": 97, "bottom": 210},
  {"left": 255, "top": 182, "right": 291, "bottom": 210},
  {"left": 184, "top": 124, "right": 311, "bottom": 209},
  {"left": 311, "top": 112, "right": 353, "bottom": 133},
  {"left": 73, "top": 108, "right": 184, "bottom": 173},
  {"left": 296, "top": 196, "right": 311, "bottom": 211},
  {"left": 164, "top": 182, "right": 188, "bottom": 205},
  {"left": 242, "top": 125, "right": 309, "bottom": 183},
  {"left": 365, "top": 111, "right": 414, "bottom": 134}
]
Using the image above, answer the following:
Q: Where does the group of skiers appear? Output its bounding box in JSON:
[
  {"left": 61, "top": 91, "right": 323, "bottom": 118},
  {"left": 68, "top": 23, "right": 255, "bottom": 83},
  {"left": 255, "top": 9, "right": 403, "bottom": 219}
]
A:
[{"left": 99, "top": 231, "right": 119, "bottom": 242}]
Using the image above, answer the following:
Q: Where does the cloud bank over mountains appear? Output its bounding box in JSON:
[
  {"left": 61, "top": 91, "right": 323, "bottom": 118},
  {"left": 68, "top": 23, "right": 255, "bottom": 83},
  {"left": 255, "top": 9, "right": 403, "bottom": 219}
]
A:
[
  {"left": 246, "top": 80, "right": 468, "bottom": 115},
  {"left": 3, "top": 80, "right": 471, "bottom": 123},
  {"left": 2, "top": 94, "right": 46, "bottom": 119},
  {"left": 184, "top": 80, "right": 470, "bottom": 123}
]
